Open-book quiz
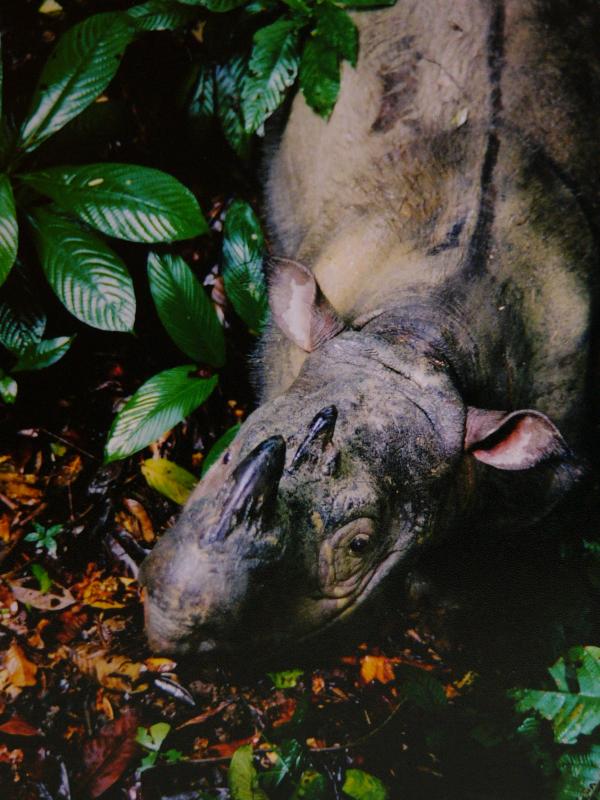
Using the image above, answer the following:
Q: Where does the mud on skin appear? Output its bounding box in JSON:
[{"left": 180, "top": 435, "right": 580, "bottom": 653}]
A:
[{"left": 141, "top": 0, "right": 600, "bottom": 656}]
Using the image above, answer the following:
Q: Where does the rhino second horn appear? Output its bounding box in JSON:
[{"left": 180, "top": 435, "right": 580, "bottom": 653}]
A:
[
  {"left": 210, "top": 435, "right": 286, "bottom": 541},
  {"left": 291, "top": 405, "right": 338, "bottom": 471}
]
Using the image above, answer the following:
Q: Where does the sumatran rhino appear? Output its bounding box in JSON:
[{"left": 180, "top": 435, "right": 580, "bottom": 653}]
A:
[{"left": 140, "top": 0, "right": 600, "bottom": 655}]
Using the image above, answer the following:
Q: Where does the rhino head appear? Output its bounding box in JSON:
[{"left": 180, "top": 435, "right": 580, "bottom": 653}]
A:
[{"left": 140, "top": 261, "right": 580, "bottom": 656}]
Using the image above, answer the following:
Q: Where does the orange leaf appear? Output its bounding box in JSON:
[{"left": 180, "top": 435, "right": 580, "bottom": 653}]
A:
[
  {"left": 3, "top": 643, "right": 38, "bottom": 688},
  {"left": 0, "top": 716, "right": 41, "bottom": 736},
  {"left": 360, "top": 655, "right": 395, "bottom": 685}
]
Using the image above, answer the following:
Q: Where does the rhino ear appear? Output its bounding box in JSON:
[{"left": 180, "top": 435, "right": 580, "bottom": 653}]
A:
[
  {"left": 269, "top": 258, "right": 345, "bottom": 352},
  {"left": 464, "top": 407, "right": 570, "bottom": 470}
]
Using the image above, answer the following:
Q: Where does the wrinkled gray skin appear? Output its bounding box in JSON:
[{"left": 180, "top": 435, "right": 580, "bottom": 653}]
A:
[{"left": 140, "top": 0, "right": 600, "bottom": 656}]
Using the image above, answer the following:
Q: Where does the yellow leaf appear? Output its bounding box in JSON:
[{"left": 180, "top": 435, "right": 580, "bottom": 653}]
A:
[
  {"left": 141, "top": 459, "right": 198, "bottom": 505},
  {"left": 3, "top": 643, "right": 38, "bottom": 688},
  {"left": 38, "top": 0, "right": 63, "bottom": 14},
  {"left": 71, "top": 644, "right": 145, "bottom": 692},
  {"left": 360, "top": 655, "right": 395, "bottom": 685}
]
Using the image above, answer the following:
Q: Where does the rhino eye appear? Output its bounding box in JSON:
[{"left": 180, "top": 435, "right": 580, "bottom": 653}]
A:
[{"left": 349, "top": 534, "right": 371, "bottom": 555}]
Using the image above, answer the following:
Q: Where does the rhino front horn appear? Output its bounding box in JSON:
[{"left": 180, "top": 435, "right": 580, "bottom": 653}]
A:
[{"left": 210, "top": 435, "right": 286, "bottom": 542}]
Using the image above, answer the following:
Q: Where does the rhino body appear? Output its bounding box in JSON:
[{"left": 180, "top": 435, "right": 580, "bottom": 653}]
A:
[{"left": 141, "top": 0, "right": 600, "bottom": 655}]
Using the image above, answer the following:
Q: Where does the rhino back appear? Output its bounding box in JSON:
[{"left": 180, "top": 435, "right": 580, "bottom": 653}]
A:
[{"left": 263, "top": 0, "right": 600, "bottom": 441}]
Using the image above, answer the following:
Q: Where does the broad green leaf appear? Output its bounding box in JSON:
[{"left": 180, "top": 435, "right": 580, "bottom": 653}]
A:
[
  {"left": 0, "top": 371, "right": 17, "bottom": 404},
  {"left": 12, "top": 336, "right": 73, "bottom": 372},
  {"left": 177, "top": 0, "right": 247, "bottom": 11},
  {"left": 147, "top": 252, "right": 225, "bottom": 366},
  {"left": 314, "top": 4, "right": 358, "bottom": 67},
  {"left": 342, "top": 769, "right": 388, "bottom": 800},
  {"left": 19, "top": 13, "right": 136, "bottom": 152},
  {"left": 242, "top": 20, "right": 301, "bottom": 134},
  {"left": 105, "top": 366, "right": 217, "bottom": 462},
  {"left": 268, "top": 669, "right": 303, "bottom": 689},
  {"left": 188, "top": 64, "right": 215, "bottom": 121},
  {"left": 556, "top": 745, "right": 600, "bottom": 800},
  {"left": 0, "top": 264, "right": 47, "bottom": 354},
  {"left": 201, "top": 423, "right": 240, "bottom": 476},
  {"left": 21, "top": 164, "right": 206, "bottom": 243},
  {"left": 30, "top": 207, "right": 136, "bottom": 332},
  {"left": 261, "top": 740, "right": 304, "bottom": 790},
  {"left": 127, "top": 1, "right": 199, "bottom": 31},
  {"left": 228, "top": 745, "right": 270, "bottom": 800},
  {"left": 0, "top": 175, "right": 18, "bottom": 286},
  {"left": 299, "top": 35, "right": 340, "bottom": 119},
  {"left": 281, "top": 0, "right": 311, "bottom": 14},
  {"left": 290, "top": 771, "right": 327, "bottom": 800},
  {"left": 222, "top": 200, "right": 268, "bottom": 332},
  {"left": 141, "top": 458, "right": 198, "bottom": 504},
  {"left": 216, "top": 58, "right": 252, "bottom": 158},
  {"left": 513, "top": 646, "right": 600, "bottom": 745}
]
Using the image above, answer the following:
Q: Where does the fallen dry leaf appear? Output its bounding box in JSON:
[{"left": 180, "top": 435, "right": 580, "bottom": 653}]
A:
[
  {"left": 78, "top": 709, "right": 140, "bottom": 799},
  {"left": 0, "top": 469, "right": 42, "bottom": 506},
  {"left": 117, "top": 498, "right": 155, "bottom": 543},
  {"left": 178, "top": 700, "right": 232, "bottom": 729},
  {"left": 0, "top": 716, "right": 42, "bottom": 736},
  {"left": 1, "top": 642, "right": 38, "bottom": 689},
  {"left": 360, "top": 655, "right": 396, "bottom": 685},
  {"left": 71, "top": 644, "right": 145, "bottom": 692},
  {"left": 10, "top": 578, "right": 75, "bottom": 611},
  {"left": 52, "top": 454, "right": 83, "bottom": 487},
  {"left": 72, "top": 566, "right": 138, "bottom": 609}
]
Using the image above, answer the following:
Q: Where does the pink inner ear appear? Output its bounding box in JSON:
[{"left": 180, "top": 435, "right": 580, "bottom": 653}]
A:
[{"left": 470, "top": 412, "right": 560, "bottom": 471}]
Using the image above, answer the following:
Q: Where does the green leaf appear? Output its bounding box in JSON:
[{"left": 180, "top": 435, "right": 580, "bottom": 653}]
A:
[
  {"left": 0, "top": 175, "right": 18, "bottom": 286},
  {"left": 19, "top": 12, "right": 136, "bottom": 152},
  {"left": 261, "top": 739, "right": 304, "bottom": 790},
  {"left": 177, "top": 0, "right": 248, "bottom": 11},
  {"left": 12, "top": 336, "right": 73, "bottom": 372},
  {"left": 21, "top": 164, "right": 206, "bottom": 243},
  {"left": 0, "top": 371, "right": 17, "bottom": 404},
  {"left": 268, "top": 669, "right": 303, "bottom": 689},
  {"left": 556, "top": 744, "right": 600, "bottom": 800},
  {"left": 0, "top": 264, "right": 47, "bottom": 354},
  {"left": 222, "top": 200, "right": 268, "bottom": 332},
  {"left": 140, "top": 751, "right": 158, "bottom": 771},
  {"left": 188, "top": 64, "right": 215, "bottom": 121},
  {"left": 201, "top": 423, "right": 240, "bottom": 476},
  {"left": 141, "top": 458, "right": 198, "bottom": 504},
  {"left": 136, "top": 722, "right": 171, "bottom": 751},
  {"left": 163, "top": 748, "right": 184, "bottom": 763},
  {"left": 31, "top": 563, "right": 52, "bottom": 593},
  {"left": 290, "top": 771, "right": 328, "bottom": 800},
  {"left": 30, "top": 207, "right": 136, "bottom": 332},
  {"left": 342, "top": 769, "right": 388, "bottom": 800},
  {"left": 299, "top": 35, "right": 340, "bottom": 119},
  {"left": 104, "top": 366, "right": 217, "bottom": 462},
  {"left": 242, "top": 20, "right": 301, "bottom": 134},
  {"left": 228, "top": 745, "right": 270, "bottom": 800},
  {"left": 314, "top": 4, "right": 358, "bottom": 66},
  {"left": 127, "top": 0, "right": 199, "bottom": 31},
  {"left": 512, "top": 646, "right": 600, "bottom": 745},
  {"left": 147, "top": 252, "right": 225, "bottom": 366},
  {"left": 216, "top": 58, "right": 252, "bottom": 158},
  {"left": 281, "top": 0, "right": 312, "bottom": 14}
]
